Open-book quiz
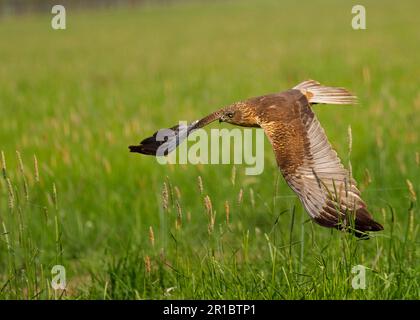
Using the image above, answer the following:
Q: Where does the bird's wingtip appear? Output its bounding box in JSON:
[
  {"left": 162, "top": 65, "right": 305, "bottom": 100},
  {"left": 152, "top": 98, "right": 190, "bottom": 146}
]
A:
[{"left": 129, "top": 145, "right": 143, "bottom": 153}]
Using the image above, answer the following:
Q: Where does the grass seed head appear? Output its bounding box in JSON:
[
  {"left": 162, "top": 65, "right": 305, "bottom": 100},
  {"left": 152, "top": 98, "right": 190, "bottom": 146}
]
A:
[
  {"left": 34, "top": 154, "right": 40, "bottom": 182},
  {"left": 409, "top": 209, "right": 414, "bottom": 236},
  {"left": 1, "top": 150, "right": 6, "bottom": 179},
  {"left": 174, "top": 186, "right": 181, "bottom": 200},
  {"left": 208, "top": 211, "right": 215, "bottom": 234},
  {"left": 162, "top": 182, "right": 169, "bottom": 212},
  {"left": 237, "top": 188, "right": 243, "bottom": 205},
  {"left": 16, "top": 151, "right": 24, "bottom": 175},
  {"left": 175, "top": 200, "right": 182, "bottom": 229},
  {"left": 225, "top": 200, "right": 230, "bottom": 224},
  {"left": 16, "top": 151, "right": 29, "bottom": 201},
  {"left": 204, "top": 195, "right": 212, "bottom": 216},
  {"left": 231, "top": 166, "right": 236, "bottom": 186},
  {"left": 6, "top": 178, "right": 14, "bottom": 209},
  {"left": 144, "top": 255, "right": 151, "bottom": 274},
  {"left": 52, "top": 183, "right": 58, "bottom": 209},
  {"left": 197, "top": 176, "right": 203, "bottom": 194},
  {"left": 406, "top": 179, "right": 417, "bottom": 202},
  {"left": 381, "top": 208, "right": 386, "bottom": 222},
  {"left": 149, "top": 226, "right": 155, "bottom": 247},
  {"left": 347, "top": 125, "right": 353, "bottom": 156},
  {"left": 165, "top": 176, "right": 174, "bottom": 206},
  {"left": 2, "top": 222, "right": 11, "bottom": 251}
]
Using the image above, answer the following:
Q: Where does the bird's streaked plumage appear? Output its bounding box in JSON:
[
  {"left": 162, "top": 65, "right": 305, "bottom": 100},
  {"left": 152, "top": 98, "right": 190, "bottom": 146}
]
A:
[{"left": 130, "top": 80, "right": 383, "bottom": 237}]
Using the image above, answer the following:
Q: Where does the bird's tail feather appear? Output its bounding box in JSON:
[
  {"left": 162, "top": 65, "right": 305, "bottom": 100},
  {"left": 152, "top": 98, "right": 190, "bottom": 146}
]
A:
[{"left": 293, "top": 79, "right": 358, "bottom": 105}]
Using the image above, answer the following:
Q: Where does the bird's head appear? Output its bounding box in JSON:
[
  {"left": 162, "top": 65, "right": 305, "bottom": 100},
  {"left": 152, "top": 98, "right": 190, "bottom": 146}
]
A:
[
  {"left": 218, "top": 102, "right": 259, "bottom": 127},
  {"left": 219, "top": 107, "right": 239, "bottom": 124}
]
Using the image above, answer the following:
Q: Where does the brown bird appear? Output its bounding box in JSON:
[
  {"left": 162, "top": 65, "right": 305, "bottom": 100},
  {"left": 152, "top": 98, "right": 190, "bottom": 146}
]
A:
[{"left": 130, "top": 80, "right": 383, "bottom": 237}]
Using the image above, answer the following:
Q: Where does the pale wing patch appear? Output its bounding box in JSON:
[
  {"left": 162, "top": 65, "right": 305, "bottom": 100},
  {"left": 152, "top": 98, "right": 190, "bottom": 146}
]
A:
[{"left": 293, "top": 79, "right": 358, "bottom": 105}]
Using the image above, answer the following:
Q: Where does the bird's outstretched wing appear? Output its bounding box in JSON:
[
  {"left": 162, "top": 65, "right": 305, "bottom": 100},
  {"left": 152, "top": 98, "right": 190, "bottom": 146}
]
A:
[
  {"left": 129, "top": 110, "right": 222, "bottom": 156},
  {"left": 259, "top": 100, "right": 383, "bottom": 237}
]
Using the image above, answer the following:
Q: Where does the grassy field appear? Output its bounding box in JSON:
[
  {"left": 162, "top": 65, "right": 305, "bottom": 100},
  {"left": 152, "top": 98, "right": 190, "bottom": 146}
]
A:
[{"left": 0, "top": 0, "right": 419, "bottom": 299}]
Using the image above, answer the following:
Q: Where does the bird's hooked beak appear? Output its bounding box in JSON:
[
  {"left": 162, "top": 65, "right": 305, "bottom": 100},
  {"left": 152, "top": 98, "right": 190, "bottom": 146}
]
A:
[
  {"left": 218, "top": 113, "right": 228, "bottom": 123},
  {"left": 217, "top": 108, "right": 229, "bottom": 123}
]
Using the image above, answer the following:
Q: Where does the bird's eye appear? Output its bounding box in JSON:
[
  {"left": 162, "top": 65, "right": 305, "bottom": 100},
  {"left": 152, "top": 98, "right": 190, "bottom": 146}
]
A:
[{"left": 226, "top": 112, "right": 234, "bottom": 118}]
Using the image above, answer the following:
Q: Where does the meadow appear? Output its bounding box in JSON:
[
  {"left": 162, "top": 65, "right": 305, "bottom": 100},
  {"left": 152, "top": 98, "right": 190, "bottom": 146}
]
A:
[{"left": 0, "top": 0, "right": 419, "bottom": 299}]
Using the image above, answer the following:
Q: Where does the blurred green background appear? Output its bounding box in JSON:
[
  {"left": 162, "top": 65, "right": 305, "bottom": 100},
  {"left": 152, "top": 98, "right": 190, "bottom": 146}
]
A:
[{"left": 0, "top": 0, "right": 419, "bottom": 299}]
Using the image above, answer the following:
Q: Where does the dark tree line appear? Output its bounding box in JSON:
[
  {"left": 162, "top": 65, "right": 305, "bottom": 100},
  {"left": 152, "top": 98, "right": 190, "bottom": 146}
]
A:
[{"left": 0, "top": 0, "right": 176, "bottom": 15}]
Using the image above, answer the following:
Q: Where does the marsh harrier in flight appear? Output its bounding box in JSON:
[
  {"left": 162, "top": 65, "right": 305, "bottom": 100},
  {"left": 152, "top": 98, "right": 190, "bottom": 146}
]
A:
[{"left": 130, "top": 80, "right": 383, "bottom": 237}]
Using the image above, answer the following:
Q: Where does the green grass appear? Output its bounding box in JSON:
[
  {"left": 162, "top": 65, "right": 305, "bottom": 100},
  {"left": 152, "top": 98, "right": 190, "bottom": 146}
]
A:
[{"left": 0, "top": 0, "right": 419, "bottom": 299}]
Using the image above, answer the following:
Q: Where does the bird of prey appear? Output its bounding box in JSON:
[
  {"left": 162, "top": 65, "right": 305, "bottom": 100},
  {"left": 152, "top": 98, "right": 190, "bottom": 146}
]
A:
[{"left": 130, "top": 80, "right": 383, "bottom": 237}]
